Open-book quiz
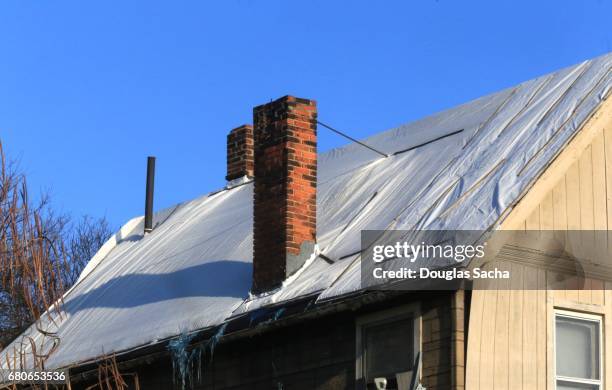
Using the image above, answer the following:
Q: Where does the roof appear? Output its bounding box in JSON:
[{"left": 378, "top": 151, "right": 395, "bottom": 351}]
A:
[{"left": 4, "top": 52, "right": 611, "bottom": 370}]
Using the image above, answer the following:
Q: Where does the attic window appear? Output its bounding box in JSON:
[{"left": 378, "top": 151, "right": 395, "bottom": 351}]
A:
[
  {"left": 356, "top": 304, "right": 420, "bottom": 390},
  {"left": 555, "top": 310, "right": 603, "bottom": 389}
]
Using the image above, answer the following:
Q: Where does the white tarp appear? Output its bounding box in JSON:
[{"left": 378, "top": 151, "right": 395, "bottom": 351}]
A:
[{"left": 3, "top": 52, "right": 611, "bottom": 369}]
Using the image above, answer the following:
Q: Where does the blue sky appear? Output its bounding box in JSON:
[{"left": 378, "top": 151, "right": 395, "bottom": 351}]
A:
[{"left": 0, "top": 1, "right": 610, "bottom": 229}]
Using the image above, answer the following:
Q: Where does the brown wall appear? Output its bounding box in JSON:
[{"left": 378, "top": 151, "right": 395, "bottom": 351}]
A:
[{"left": 71, "top": 292, "right": 462, "bottom": 390}]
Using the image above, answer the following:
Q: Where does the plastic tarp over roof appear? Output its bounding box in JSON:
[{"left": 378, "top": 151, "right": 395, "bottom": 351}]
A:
[{"left": 4, "top": 53, "right": 611, "bottom": 369}]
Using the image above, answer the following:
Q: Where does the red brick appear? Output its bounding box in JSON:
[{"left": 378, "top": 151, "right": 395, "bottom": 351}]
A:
[
  {"left": 226, "top": 124, "right": 254, "bottom": 181},
  {"left": 252, "top": 96, "right": 317, "bottom": 293}
]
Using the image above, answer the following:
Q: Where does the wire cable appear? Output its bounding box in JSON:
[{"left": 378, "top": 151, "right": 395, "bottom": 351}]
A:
[{"left": 317, "top": 120, "right": 389, "bottom": 157}]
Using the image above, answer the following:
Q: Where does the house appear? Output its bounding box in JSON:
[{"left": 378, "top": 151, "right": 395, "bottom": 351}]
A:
[{"left": 2, "top": 52, "right": 611, "bottom": 390}]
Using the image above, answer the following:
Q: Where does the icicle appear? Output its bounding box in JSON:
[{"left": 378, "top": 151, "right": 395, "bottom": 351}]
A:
[
  {"left": 248, "top": 308, "right": 266, "bottom": 327},
  {"left": 302, "top": 299, "right": 314, "bottom": 312},
  {"left": 272, "top": 307, "right": 285, "bottom": 321},
  {"left": 166, "top": 323, "right": 228, "bottom": 389},
  {"left": 168, "top": 333, "right": 196, "bottom": 390},
  {"left": 206, "top": 322, "right": 227, "bottom": 362},
  {"left": 254, "top": 307, "right": 286, "bottom": 328}
]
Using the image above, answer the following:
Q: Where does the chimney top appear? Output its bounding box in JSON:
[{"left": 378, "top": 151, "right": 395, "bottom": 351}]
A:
[
  {"left": 226, "top": 124, "right": 254, "bottom": 182},
  {"left": 252, "top": 95, "right": 317, "bottom": 294}
]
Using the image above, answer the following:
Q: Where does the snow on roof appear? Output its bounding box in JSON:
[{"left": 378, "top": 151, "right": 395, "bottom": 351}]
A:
[{"left": 4, "top": 53, "right": 611, "bottom": 370}]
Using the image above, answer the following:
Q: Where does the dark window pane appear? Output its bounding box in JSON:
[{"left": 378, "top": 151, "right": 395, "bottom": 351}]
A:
[{"left": 364, "top": 317, "right": 413, "bottom": 381}]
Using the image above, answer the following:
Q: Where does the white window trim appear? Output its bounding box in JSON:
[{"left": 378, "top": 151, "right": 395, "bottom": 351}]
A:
[
  {"left": 355, "top": 303, "right": 421, "bottom": 386},
  {"left": 553, "top": 308, "right": 604, "bottom": 389}
]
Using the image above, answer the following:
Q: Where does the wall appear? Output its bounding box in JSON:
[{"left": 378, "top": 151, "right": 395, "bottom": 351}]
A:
[
  {"left": 70, "top": 293, "right": 462, "bottom": 390},
  {"left": 465, "top": 100, "right": 612, "bottom": 389}
]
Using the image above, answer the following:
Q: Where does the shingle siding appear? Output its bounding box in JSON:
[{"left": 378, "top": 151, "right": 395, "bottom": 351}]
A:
[{"left": 71, "top": 293, "right": 462, "bottom": 390}]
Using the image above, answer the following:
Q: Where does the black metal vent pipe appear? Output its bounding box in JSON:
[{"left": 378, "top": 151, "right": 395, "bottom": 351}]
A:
[{"left": 144, "top": 156, "right": 155, "bottom": 233}]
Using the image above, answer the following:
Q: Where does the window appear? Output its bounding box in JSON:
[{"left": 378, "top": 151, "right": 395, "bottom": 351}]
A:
[
  {"left": 356, "top": 305, "right": 420, "bottom": 390},
  {"left": 555, "top": 310, "right": 603, "bottom": 390}
]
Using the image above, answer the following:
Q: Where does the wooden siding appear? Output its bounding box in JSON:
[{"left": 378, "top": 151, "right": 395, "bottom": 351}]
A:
[
  {"left": 466, "top": 100, "right": 612, "bottom": 390},
  {"left": 69, "top": 293, "right": 460, "bottom": 390}
]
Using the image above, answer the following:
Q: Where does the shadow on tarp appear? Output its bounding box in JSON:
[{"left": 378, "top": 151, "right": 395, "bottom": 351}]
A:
[
  {"left": 64, "top": 260, "right": 252, "bottom": 313},
  {"left": 360, "top": 230, "right": 612, "bottom": 290}
]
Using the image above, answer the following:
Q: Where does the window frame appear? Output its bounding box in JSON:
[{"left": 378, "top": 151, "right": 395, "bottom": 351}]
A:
[
  {"left": 355, "top": 303, "right": 421, "bottom": 387},
  {"left": 553, "top": 308, "right": 604, "bottom": 389}
]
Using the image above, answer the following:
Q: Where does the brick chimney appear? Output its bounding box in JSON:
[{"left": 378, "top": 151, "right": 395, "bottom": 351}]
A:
[
  {"left": 226, "top": 124, "right": 254, "bottom": 181},
  {"left": 252, "top": 96, "right": 317, "bottom": 293}
]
